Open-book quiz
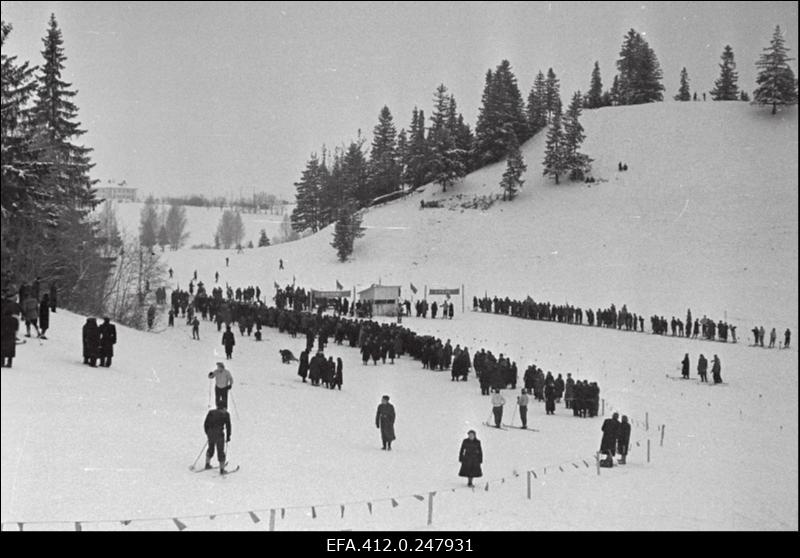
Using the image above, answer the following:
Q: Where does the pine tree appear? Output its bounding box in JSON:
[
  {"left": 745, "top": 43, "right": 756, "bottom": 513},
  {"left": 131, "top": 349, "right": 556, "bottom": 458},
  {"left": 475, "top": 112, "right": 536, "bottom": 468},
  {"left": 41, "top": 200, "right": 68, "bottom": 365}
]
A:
[
  {"left": 563, "top": 91, "right": 593, "bottom": 180},
  {"left": 711, "top": 45, "right": 739, "bottom": 100},
  {"left": 527, "top": 70, "right": 548, "bottom": 133},
  {"left": 402, "top": 107, "right": 430, "bottom": 189},
  {"left": 428, "top": 84, "right": 466, "bottom": 192},
  {"left": 164, "top": 203, "right": 188, "bottom": 250},
  {"left": 367, "top": 106, "right": 400, "bottom": 198},
  {"left": 139, "top": 196, "right": 159, "bottom": 248},
  {"left": 31, "top": 14, "right": 96, "bottom": 209},
  {"left": 330, "top": 201, "right": 364, "bottom": 262},
  {"left": 258, "top": 228, "right": 270, "bottom": 247},
  {"left": 342, "top": 136, "right": 369, "bottom": 207},
  {"left": 616, "top": 28, "right": 664, "bottom": 104},
  {"left": 500, "top": 130, "right": 526, "bottom": 200},
  {"left": 586, "top": 62, "right": 603, "bottom": 109},
  {"left": 290, "top": 153, "right": 324, "bottom": 233},
  {"left": 752, "top": 25, "right": 798, "bottom": 115},
  {"left": 474, "top": 61, "right": 530, "bottom": 167},
  {"left": 609, "top": 75, "right": 621, "bottom": 105},
  {"left": 675, "top": 67, "right": 691, "bottom": 101},
  {"left": 542, "top": 107, "right": 566, "bottom": 184},
  {"left": 545, "top": 68, "right": 561, "bottom": 122}
]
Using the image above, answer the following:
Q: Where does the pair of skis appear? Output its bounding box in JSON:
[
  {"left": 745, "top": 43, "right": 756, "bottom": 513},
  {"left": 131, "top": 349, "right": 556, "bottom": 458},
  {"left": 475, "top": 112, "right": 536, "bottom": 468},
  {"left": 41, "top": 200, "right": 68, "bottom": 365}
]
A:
[
  {"left": 482, "top": 421, "right": 539, "bottom": 432},
  {"left": 189, "top": 463, "right": 240, "bottom": 475}
]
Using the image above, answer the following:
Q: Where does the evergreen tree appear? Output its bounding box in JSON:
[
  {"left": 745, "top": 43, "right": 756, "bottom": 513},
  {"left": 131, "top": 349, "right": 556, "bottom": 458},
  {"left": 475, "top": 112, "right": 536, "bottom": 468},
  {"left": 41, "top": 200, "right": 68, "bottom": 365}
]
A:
[
  {"left": 164, "top": 202, "right": 188, "bottom": 250},
  {"left": 30, "top": 14, "right": 96, "bottom": 209},
  {"left": 499, "top": 130, "right": 526, "bottom": 200},
  {"left": 675, "top": 67, "right": 691, "bottom": 101},
  {"left": 609, "top": 75, "right": 621, "bottom": 105},
  {"left": 527, "top": 70, "right": 548, "bottom": 133},
  {"left": 586, "top": 61, "right": 603, "bottom": 109},
  {"left": 563, "top": 91, "right": 593, "bottom": 180},
  {"left": 139, "top": 195, "right": 159, "bottom": 248},
  {"left": 367, "top": 106, "right": 400, "bottom": 198},
  {"left": 616, "top": 28, "right": 665, "bottom": 104},
  {"left": 258, "top": 228, "right": 270, "bottom": 247},
  {"left": 542, "top": 107, "right": 566, "bottom": 184},
  {"left": 752, "top": 25, "right": 798, "bottom": 114},
  {"left": 330, "top": 201, "right": 364, "bottom": 262},
  {"left": 711, "top": 45, "right": 739, "bottom": 100},
  {"left": 396, "top": 128, "right": 408, "bottom": 186},
  {"left": 290, "top": 153, "right": 324, "bottom": 233},
  {"left": 157, "top": 224, "right": 168, "bottom": 252},
  {"left": 402, "top": 107, "right": 430, "bottom": 189},
  {"left": 474, "top": 61, "right": 530, "bottom": 167},
  {"left": 545, "top": 68, "right": 561, "bottom": 122},
  {"left": 342, "top": 136, "right": 369, "bottom": 207},
  {"left": 428, "top": 84, "right": 466, "bottom": 192}
]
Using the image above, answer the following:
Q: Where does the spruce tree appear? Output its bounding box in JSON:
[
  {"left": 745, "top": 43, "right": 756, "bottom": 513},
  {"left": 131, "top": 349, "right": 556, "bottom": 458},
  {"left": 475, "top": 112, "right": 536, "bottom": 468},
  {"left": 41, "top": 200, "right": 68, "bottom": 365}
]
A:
[
  {"left": 330, "top": 201, "right": 364, "bottom": 262},
  {"left": 616, "top": 28, "right": 664, "bottom": 104},
  {"left": 290, "top": 153, "right": 324, "bottom": 233},
  {"left": 586, "top": 61, "right": 603, "bottom": 109},
  {"left": 342, "top": 136, "right": 369, "bottom": 207},
  {"left": 609, "top": 75, "right": 621, "bottom": 105},
  {"left": 402, "top": 107, "right": 429, "bottom": 189},
  {"left": 542, "top": 107, "right": 566, "bottom": 184},
  {"left": 563, "top": 91, "right": 593, "bottom": 180},
  {"left": 367, "top": 106, "right": 400, "bottom": 198},
  {"left": 545, "top": 68, "right": 561, "bottom": 122},
  {"left": 31, "top": 14, "right": 96, "bottom": 209},
  {"left": 258, "top": 229, "right": 270, "bottom": 247},
  {"left": 753, "top": 25, "right": 798, "bottom": 114},
  {"left": 711, "top": 45, "right": 739, "bottom": 100},
  {"left": 527, "top": 70, "right": 548, "bottom": 133},
  {"left": 428, "top": 84, "right": 466, "bottom": 192},
  {"left": 500, "top": 130, "right": 526, "bottom": 200},
  {"left": 674, "top": 67, "right": 691, "bottom": 101}
]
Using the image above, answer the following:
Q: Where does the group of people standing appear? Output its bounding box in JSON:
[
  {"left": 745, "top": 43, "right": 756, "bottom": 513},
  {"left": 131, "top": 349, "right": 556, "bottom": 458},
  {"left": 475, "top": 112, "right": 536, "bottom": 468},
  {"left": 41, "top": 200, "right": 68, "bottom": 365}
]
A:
[
  {"left": 297, "top": 349, "right": 343, "bottom": 390},
  {"left": 680, "top": 353, "right": 723, "bottom": 384},
  {"left": 751, "top": 326, "right": 791, "bottom": 349},
  {"left": 1, "top": 279, "right": 57, "bottom": 368},
  {"left": 599, "top": 412, "right": 631, "bottom": 466},
  {"left": 82, "top": 317, "right": 117, "bottom": 367}
]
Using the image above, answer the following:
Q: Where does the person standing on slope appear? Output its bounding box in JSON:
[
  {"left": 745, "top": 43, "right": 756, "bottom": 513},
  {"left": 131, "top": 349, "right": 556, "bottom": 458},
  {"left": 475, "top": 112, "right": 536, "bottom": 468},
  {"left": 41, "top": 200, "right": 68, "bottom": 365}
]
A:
[
  {"left": 785, "top": 329, "right": 791, "bottom": 349},
  {"left": 697, "top": 354, "right": 708, "bottom": 383},
  {"left": 516, "top": 389, "right": 529, "bottom": 429},
  {"left": 490, "top": 389, "right": 506, "bottom": 428},
  {"left": 98, "top": 317, "right": 117, "bottom": 367},
  {"left": 681, "top": 353, "right": 690, "bottom": 379},
  {"left": 458, "top": 430, "right": 483, "bottom": 487},
  {"left": 600, "top": 412, "right": 620, "bottom": 466},
  {"left": 221, "top": 325, "right": 235, "bottom": 359},
  {"left": 208, "top": 362, "right": 234, "bottom": 408},
  {"left": 375, "top": 395, "right": 396, "bottom": 450},
  {"left": 711, "top": 355, "right": 722, "bottom": 384},
  {"left": 203, "top": 404, "right": 231, "bottom": 473},
  {"left": 617, "top": 415, "right": 631, "bottom": 465}
]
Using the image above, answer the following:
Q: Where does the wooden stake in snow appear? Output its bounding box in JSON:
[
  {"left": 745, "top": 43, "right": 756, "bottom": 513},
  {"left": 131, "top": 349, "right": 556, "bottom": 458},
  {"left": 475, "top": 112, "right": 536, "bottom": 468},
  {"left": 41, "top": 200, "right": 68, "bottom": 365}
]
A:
[
  {"left": 427, "top": 492, "right": 435, "bottom": 526},
  {"left": 596, "top": 452, "right": 601, "bottom": 476},
  {"left": 646, "top": 412, "right": 649, "bottom": 431},
  {"left": 601, "top": 398, "right": 605, "bottom": 416},
  {"left": 647, "top": 439, "right": 651, "bottom": 463},
  {"left": 269, "top": 509, "right": 276, "bottom": 532},
  {"left": 660, "top": 425, "right": 665, "bottom": 447},
  {"left": 527, "top": 471, "right": 532, "bottom": 500}
]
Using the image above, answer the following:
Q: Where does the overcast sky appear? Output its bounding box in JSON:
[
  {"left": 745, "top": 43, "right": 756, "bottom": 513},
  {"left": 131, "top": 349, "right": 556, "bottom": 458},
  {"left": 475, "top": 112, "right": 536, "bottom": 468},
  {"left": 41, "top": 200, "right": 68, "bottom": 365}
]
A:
[{"left": 2, "top": 1, "right": 797, "bottom": 200}]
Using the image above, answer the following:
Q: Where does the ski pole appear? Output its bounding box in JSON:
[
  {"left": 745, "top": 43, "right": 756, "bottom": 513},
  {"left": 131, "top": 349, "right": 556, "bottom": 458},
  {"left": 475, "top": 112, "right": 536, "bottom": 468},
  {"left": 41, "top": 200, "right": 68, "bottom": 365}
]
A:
[
  {"left": 208, "top": 380, "right": 213, "bottom": 409},
  {"left": 486, "top": 409, "right": 493, "bottom": 425},
  {"left": 190, "top": 440, "right": 209, "bottom": 470},
  {"left": 510, "top": 404, "right": 518, "bottom": 426},
  {"left": 230, "top": 390, "right": 241, "bottom": 420}
]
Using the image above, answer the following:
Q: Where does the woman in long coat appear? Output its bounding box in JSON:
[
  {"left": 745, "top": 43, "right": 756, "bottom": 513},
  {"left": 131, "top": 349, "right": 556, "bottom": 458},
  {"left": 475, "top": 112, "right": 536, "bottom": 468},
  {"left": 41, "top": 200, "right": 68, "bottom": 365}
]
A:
[
  {"left": 297, "top": 350, "right": 309, "bottom": 382},
  {"left": 458, "top": 430, "right": 483, "bottom": 486},
  {"left": 82, "top": 317, "right": 100, "bottom": 366},
  {"left": 375, "top": 395, "right": 396, "bottom": 450}
]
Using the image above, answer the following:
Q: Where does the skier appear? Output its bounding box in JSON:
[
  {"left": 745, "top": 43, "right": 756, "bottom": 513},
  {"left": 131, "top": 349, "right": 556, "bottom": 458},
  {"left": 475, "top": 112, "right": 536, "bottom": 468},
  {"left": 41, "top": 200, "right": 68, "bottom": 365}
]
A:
[
  {"left": 600, "top": 412, "right": 620, "bottom": 466},
  {"left": 98, "top": 317, "right": 117, "bottom": 367},
  {"left": 490, "top": 389, "right": 505, "bottom": 428},
  {"left": 279, "top": 259, "right": 284, "bottom": 270},
  {"left": 21, "top": 292, "right": 40, "bottom": 338},
  {"left": 711, "top": 355, "right": 722, "bottom": 384},
  {"left": 697, "top": 354, "right": 708, "bottom": 383},
  {"left": 191, "top": 316, "right": 200, "bottom": 340},
  {"left": 681, "top": 353, "right": 690, "bottom": 379},
  {"left": 769, "top": 328, "right": 777, "bottom": 348},
  {"left": 759, "top": 326, "right": 765, "bottom": 347},
  {"left": 375, "top": 395, "right": 396, "bottom": 450},
  {"left": 169, "top": 268, "right": 173, "bottom": 279},
  {"left": 221, "top": 325, "right": 235, "bottom": 359},
  {"left": 208, "top": 362, "right": 234, "bottom": 408},
  {"left": 225, "top": 257, "right": 229, "bottom": 267},
  {"left": 617, "top": 415, "right": 631, "bottom": 465},
  {"left": 516, "top": 389, "right": 529, "bottom": 429},
  {"left": 458, "top": 430, "right": 483, "bottom": 487},
  {"left": 203, "top": 403, "right": 232, "bottom": 473}
]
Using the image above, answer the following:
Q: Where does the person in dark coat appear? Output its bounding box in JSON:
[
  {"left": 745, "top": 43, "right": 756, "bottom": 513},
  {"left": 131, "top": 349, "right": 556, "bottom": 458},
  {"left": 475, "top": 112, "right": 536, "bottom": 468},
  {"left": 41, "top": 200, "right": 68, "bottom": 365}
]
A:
[
  {"left": 617, "top": 415, "right": 631, "bottom": 464},
  {"left": 711, "top": 355, "right": 722, "bottom": 384},
  {"left": 38, "top": 294, "right": 50, "bottom": 339},
  {"left": 324, "top": 356, "right": 335, "bottom": 388},
  {"left": 376, "top": 395, "right": 396, "bottom": 450},
  {"left": 98, "top": 317, "right": 117, "bottom": 367},
  {"left": 309, "top": 352, "right": 323, "bottom": 386},
  {"left": 458, "top": 430, "right": 483, "bottom": 486},
  {"left": 697, "top": 354, "right": 708, "bottom": 383},
  {"left": 784, "top": 329, "right": 791, "bottom": 349},
  {"left": 600, "top": 412, "right": 620, "bottom": 463},
  {"left": 297, "top": 350, "right": 309, "bottom": 382},
  {"left": 681, "top": 353, "right": 690, "bottom": 379},
  {"left": 544, "top": 379, "right": 556, "bottom": 415},
  {"left": 564, "top": 373, "right": 575, "bottom": 408},
  {"left": 1, "top": 312, "right": 19, "bottom": 368},
  {"left": 49, "top": 282, "right": 58, "bottom": 312},
  {"left": 203, "top": 404, "right": 232, "bottom": 473},
  {"left": 82, "top": 317, "right": 100, "bottom": 366},
  {"left": 146, "top": 304, "right": 156, "bottom": 330},
  {"left": 333, "top": 357, "right": 343, "bottom": 390},
  {"left": 221, "top": 325, "right": 235, "bottom": 359}
]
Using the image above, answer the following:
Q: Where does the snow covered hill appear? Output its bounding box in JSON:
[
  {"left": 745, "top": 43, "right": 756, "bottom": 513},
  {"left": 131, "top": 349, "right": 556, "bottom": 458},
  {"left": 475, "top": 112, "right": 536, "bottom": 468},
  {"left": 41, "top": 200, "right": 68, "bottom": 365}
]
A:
[{"left": 2, "top": 102, "right": 797, "bottom": 531}]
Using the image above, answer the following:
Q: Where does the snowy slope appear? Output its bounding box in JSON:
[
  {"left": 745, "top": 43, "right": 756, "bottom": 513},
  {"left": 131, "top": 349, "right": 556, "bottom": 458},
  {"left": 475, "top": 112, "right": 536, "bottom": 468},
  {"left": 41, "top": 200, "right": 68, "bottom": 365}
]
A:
[{"left": 3, "top": 102, "right": 797, "bottom": 531}]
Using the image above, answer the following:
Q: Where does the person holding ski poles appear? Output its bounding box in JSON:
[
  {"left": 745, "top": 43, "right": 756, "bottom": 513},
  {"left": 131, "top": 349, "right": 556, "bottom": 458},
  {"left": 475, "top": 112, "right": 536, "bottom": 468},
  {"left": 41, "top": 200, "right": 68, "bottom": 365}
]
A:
[
  {"left": 208, "top": 362, "right": 234, "bottom": 408},
  {"left": 490, "top": 389, "right": 505, "bottom": 428},
  {"left": 203, "top": 403, "right": 231, "bottom": 473}
]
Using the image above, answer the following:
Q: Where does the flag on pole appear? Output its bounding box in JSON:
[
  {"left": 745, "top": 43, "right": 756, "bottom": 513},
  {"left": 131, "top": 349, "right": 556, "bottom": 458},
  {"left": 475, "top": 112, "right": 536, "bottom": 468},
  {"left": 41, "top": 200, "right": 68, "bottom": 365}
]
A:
[
  {"left": 336, "top": 280, "right": 343, "bottom": 290},
  {"left": 410, "top": 283, "right": 418, "bottom": 294}
]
